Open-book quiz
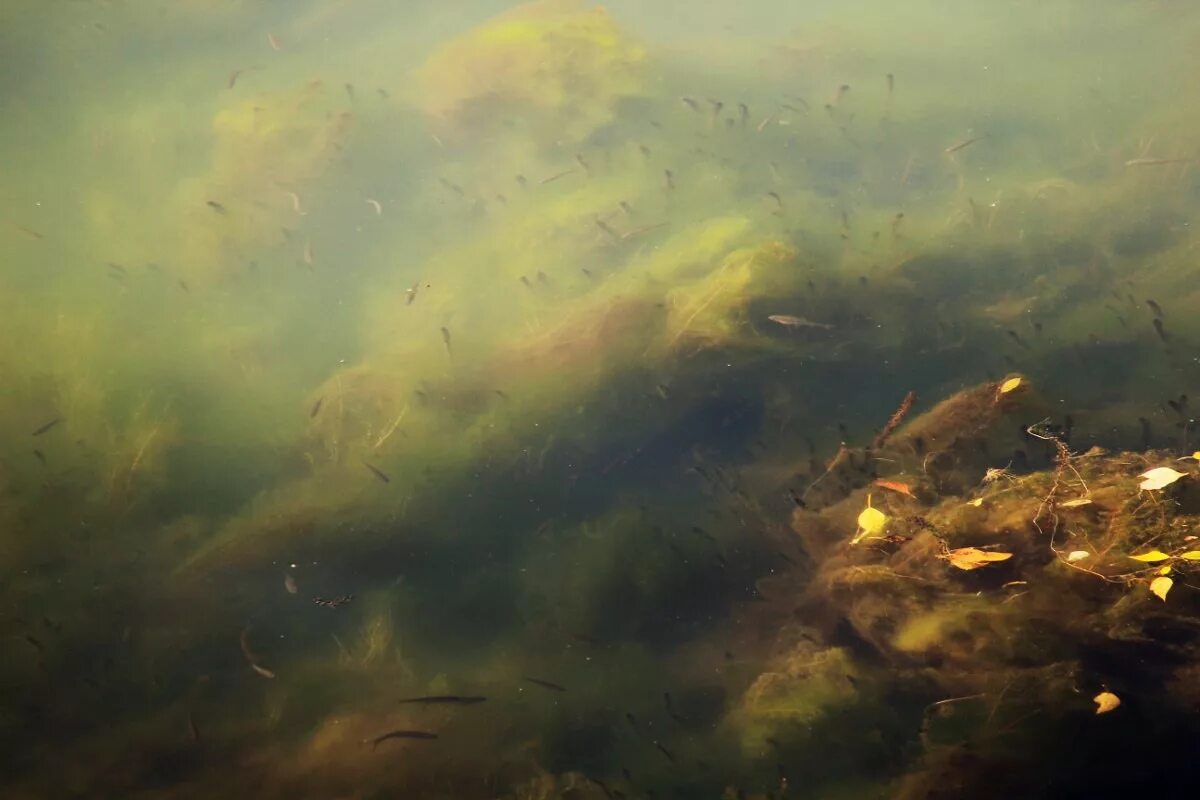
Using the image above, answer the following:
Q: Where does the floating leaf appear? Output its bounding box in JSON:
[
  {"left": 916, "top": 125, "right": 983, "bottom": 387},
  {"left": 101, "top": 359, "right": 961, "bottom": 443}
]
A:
[
  {"left": 1093, "top": 691, "right": 1121, "bottom": 714},
  {"left": 1150, "top": 576, "right": 1173, "bottom": 601},
  {"left": 998, "top": 377, "right": 1023, "bottom": 394},
  {"left": 1179, "top": 551, "right": 1200, "bottom": 561},
  {"left": 1130, "top": 550, "right": 1171, "bottom": 563},
  {"left": 1059, "top": 498, "right": 1092, "bottom": 508},
  {"left": 874, "top": 479, "right": 915, "bottom": 498},
  {"left": 851, "top": 495, "right": 887, "bottom": 545},
  {"left": 1158, "top": 565, "right": 1173, "bottom": 576},
  {"left": 1139, "top": 467, "right": 1186, "bottom": 491},
  {"left": 1066, "top": 550, "right": 1090, "bottom": 563},
  {"left": 967, "top": 498, "right": 984, "bottom": 507},
  {"left": 945, "top": 547, "right": 1014, "bottom": 571}
]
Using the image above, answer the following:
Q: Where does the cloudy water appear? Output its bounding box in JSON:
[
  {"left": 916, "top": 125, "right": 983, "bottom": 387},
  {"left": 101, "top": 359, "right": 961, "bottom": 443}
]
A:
[{"left": 4, "top": 1, "right": 1200, "bottom": 797}]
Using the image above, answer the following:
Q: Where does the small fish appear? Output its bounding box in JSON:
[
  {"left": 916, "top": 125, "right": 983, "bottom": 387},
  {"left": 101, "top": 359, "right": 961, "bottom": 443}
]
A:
[
  {"left": 178, "top": 280, "right": 190, "bottom": 293},
  {"left": 680, "top": 97, "right": 701, "bottom": 112},
  {"left": 1125, "top": 157, "right": 1194, "bottom": 167},
  {"left": 406, "top": 282, "right": 420, "bottom": 305},
  {"left": 377, "top": 87, "right": 389, "bottom": 99},
  {"left": 945, "top": 135, "right": 985, "bottom": 154},
  {"left": 523, "top": 676, "right": 567, "bottom": 692},
  {"left": 371, "top": 729, "right": 438, "bottom": 750},
  {"left": 250, "top": 662, "right": 276, "bottom": 679},
  {"left": 756, "top": 114, "right": 776, "bottom": 132},
  {"left": 398, "top": 695, "right": 487, "bottom": 705},
  {"left": 228, "top": 69, "right": 242, "bottom": 89},
  {"left": 595, "top": 218, "right": 620, "bottom": 241},
  {"left": 284, "top": 574, "right": 298, "bottom": 595},
  {"left": 302, "top": 241, "right": 313, "bottom": 265},
  {"left": 766, "top": 191, "right": 783, "bottom": 212},
  {"left": 738, "top": 103, "right": 749, "bottom": 127},
  {"left": 188, "top": 712, "right": 201, "bottom": 744},
  {"left": 515, "top": 174, "right": 528, "bottom": 188},
  {"left": 363, "top": 461, "right": 390, "bottom": 483},
  {"left": 767, "top": 314, "right": 833, "bottom": 329},
  {"left": 653, "top": 741, "right": 676, "bottom": 762},
  {"left": 285, "top": 191, "right": 304, "bottom": 214},
  {"left": 439, "top": 178, "right": 464, "bottom": 196},
  {"left": 1146, "top": 299, "right": 1164, "bottom": 318},
  {"left": 540, "top": 169, "right": 578, "bottom": 185},
  {"left": 267, "top": 32, "right": 282, "bottom": 51},
  {"left": 440, "top": 326, "right": 452, "bottom": 355},
  {"left": 206, "top": 200, "right": 226, "bottom": 214},
  {"left": 344, "top": 83, "right": 355, "bottom": 100},
  {"left": 1006, "top": 329, "right": 1029, "bottom": 348},
  {"left": 310, "top": 397, "right": 324, "bottom": 418},
  {"left": 32, "top": 417, "right": 63, "bottom": 436},
  {"left": 1153, "top": 318, "right": 1168, "bottom": 342},
  {"left": 32, "top": 449, "right": 45, "bottom": 465},
  {"left": 365, "top": 198, "right": 383, "bottom": 216},
  {"left": 887, "top": 73, "right": 894, "bottom": 95},
  {"left": 663, "top": 169, "right": 675, "bottom": 191},
  {"left": 313, "top": 595, "right": 354, "bottom": 608},
  {"left": 11, "top": 223, "right": 44, "bottom": 240},
  {"left": 575, "top": 153, "right": 591, "bottom": 175}
]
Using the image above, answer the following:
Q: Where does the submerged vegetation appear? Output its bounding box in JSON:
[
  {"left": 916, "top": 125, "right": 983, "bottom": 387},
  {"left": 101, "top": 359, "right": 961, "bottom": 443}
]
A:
[{"left": 4, "top": 0, "right": 1200, "bottom": 797}]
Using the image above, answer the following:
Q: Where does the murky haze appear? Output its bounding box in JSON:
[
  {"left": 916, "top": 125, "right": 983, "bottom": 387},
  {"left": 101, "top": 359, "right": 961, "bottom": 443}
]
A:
[{"left": 5, "top": 2, "right": 1200, "bottom": 798}]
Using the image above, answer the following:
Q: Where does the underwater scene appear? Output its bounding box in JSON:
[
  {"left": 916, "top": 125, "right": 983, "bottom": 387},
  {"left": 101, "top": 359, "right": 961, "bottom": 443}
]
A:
[{"left": 5, "top": 1, "right": 1200, "bottom": 797}]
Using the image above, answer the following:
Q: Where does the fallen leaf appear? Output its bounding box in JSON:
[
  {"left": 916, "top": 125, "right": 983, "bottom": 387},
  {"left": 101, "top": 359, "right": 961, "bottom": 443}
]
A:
[
  {"left": 1150, "top": 576, "right": 1173, "bottom": 601},
  {"left": 1158, "top": 565, "right": 1173, "bottom": 576},
  {"left": 1139, "top": 467, "right": 1187, "bottom": 491},
  {"left": 1066, "top": 550, "right": 1090, "bottom": 562},
  {"left": 875, "top": 479, "right": 915, "bottom": 498},
  {"left": 967, "top": 498, "right": 984, "bottom": 507},
  {"left": 851, "top": 495, "right": 887, "bottom": 545},
  {"left": 999, "top": 377, "right": 1023, "bottom": 394},
  {"left": 1059, "top": 498, "right": 1092, "bottom": 508},
  {"left": 1130, "top": 550, "right": 1171, "bottom": 562},
  {"left": 945, "top": 547, "right": 1014, "bottom": 571},
  {"left": 1179, "top": 551, "right": 1200, "bottom": 560},
  {"left": 1093, "top": 691, "right": 1121, "bottom": 714}
]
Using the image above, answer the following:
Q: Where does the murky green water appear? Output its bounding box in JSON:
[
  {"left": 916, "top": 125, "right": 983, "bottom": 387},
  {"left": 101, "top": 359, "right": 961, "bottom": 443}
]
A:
[{"left": 5, "top": 1, "right": 1200, "bottom": 797}]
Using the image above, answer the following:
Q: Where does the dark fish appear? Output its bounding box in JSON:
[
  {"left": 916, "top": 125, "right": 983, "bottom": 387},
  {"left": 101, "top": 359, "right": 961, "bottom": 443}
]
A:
[
  {"left": 406, "top": 282, "right": 420, "bottom": 305},
  {"left": 520, "top": 275, "right": 532, "bottom": 287},
  {"left": 371, "top": 729, "right": 438, "bottom": 750},
  {"left": 575, "top": 153, "right": 591, "bottom": 175},
  {"left": 363, "top": 461, "right": 391, "bottom": 483},
  {"left": 33, "top": 449, "right": 45, "bottom": 465},
  {"left": 625, "top": 712, "right": 637, "bottom": 729},
  {"left": 595, "top": 218, "right": 620, "bottom": 241},
  {"left": 313, "top": 595, "right": 353, "bottom": 608},
  {"left": 1153, "top": 318, "right": 1168, "bottom": 342},
  {"left": 516, "top": 174, "right": 528, "bottom": 188},
  {"left": 441, "top": 326, "right": 452, "bottom": 355},
  {"left": 767, "top": 314, "right": 832, "bottom": 330},
  {"left": 653, "top": 741, "right": 676, "bottom": 762},
  {"left": 178, "top": 280, "right": 190, "bottom": 293},
  {"left": 945, "top": 135, "right": 985, "bottom": 154},
  {"left": 228, "top": 69, "right": 242, "bottom": 89},
  {"left": 24, "top": 634, "right": 45, "bottom": 654},
  {"left": 377, "top": 87, "right": 389, "bottom": 98},
  {"left": 663, "top": 169, "right": 675, "bottom": 191},
  {"left": 1006, "top": 329, "right": 1029, "bottom": 348},
  {"left": 344, "top": 82, "right": 355, "bottom": 100},
  {"left": 206, "top": 200, "right": 226, "bottom": 214},
  {"left": 1146, "top": 299, "right": 1164, "bottom": 318},
  {"left": 310, "top": 397, "right": 323, "bottom": 418},
  {"left": 438, "top": 178, "right": 464, "bottom": 196},
  {"left": 32, "top": 417, "right": 63, "bottom": 436},
  {"left": 680, "top": 97, "right": 701, "bottom": 112},
  {"left": 523, "top": 676, "right": 567, "bottom": 692},
  {"left": 398, "top": 695, "right": 487, "bottom": 705}
]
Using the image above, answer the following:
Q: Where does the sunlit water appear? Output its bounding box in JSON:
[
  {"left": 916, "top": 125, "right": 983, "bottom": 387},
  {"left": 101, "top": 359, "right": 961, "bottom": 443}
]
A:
[{"left": 4, "top": 1, "right": 1200, "bottom": 797}]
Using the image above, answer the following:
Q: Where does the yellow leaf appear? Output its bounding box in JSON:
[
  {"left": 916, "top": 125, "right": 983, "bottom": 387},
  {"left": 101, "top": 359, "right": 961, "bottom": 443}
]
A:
[
  {"left": 851, "top": 495, "right": 887, "bottom": 545},
  {"left": 1138, "top": 467, "right": 1187, "bottom": 491},
  {"left": 998, "top": 377, "right": 1022, "bottom": 394},
  {"left": 1179, "top": 551, "right": 1200, "bottom": 560},
  {"left": 1093, "top": 691, "right": 1121, "bottom": 714},
  {"left": 967, "top": 498, "right": 983, "bottom": 507},
  {"left": 1150, "top": 576, "right": 1173, "bottom": 601},
  {"left": 945, "top": 547, "right": 1014, "bottom": 571},
  {"left": 1129, "top": 550, "right": 1171, "bottom": 562},
  {"left": 1059, "top": 498, "right": 1092, "bottom": 508},
  {"left": 1158, "top": 566, "right": 1173, "bottom": 576},
  {"left": 1066, "top": 550, "right": 1090, "bottom": 563},
  {"left": 1192, "top": 451, "right": 1200, "bottom": 461}
]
